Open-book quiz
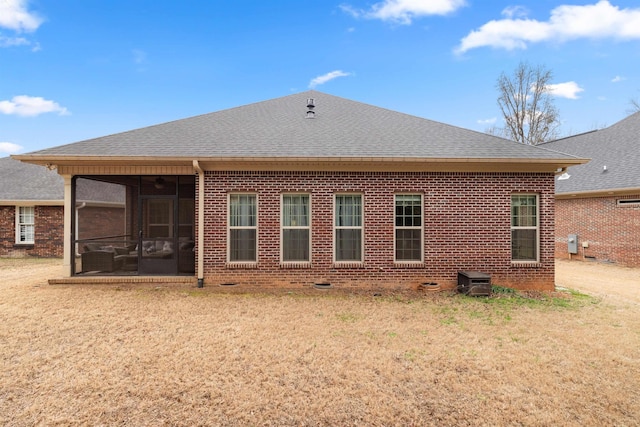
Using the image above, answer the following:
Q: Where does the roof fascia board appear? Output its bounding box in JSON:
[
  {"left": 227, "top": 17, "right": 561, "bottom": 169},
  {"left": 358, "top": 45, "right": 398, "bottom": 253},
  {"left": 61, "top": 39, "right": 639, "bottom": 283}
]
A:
[
  {"left": 14, "top": 155, "right": 588, "bottom": 174},
  {"left": 0, "top": 200, "right": 63, "bottom": 206},
  {"left": 555, "top": 187, "right": 640, "bottom": 199}
]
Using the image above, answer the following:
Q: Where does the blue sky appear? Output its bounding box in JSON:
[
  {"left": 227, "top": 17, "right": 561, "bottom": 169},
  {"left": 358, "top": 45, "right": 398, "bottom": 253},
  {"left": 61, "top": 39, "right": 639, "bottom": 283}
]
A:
[{"left": 2, "top": 0, "right": 640, "bottom": 155}]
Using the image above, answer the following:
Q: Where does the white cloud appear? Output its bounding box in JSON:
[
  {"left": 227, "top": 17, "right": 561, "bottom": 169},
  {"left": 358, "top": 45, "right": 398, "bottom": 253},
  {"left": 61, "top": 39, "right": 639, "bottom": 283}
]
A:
[
  {"left": 0, "top": 0, "right": 43, "bottom": 32},
  {"left": 0, "top": 142, "right": 23, "bottom": 154},
  {"left": 309, "top": 70, "right": 352, "bottom": 88},
  {"left": 0, "top": 34, "right": 39, "bottom": 51},
  {"left": 341, "top": 0, "right": 466, "bottom": 24},
  {"left": 546, "top": 81, "right": 584, "bottom": 99},
  {"left": 0, "top": 95, "right": 69, "bottom": 117},
  {"left": 456, "top": 1, "right": 640, "bottom": 54},
  {"left": 501, "top": 6, "right": 529, "bottom": 19},
  {"left": 477, "top": 117, "right": 497, "bottom": 124},
  {"left": 0, "top": 35, "right": 28, "bottom": 47},
  {"left": 611, "top": 75, "right": 625, "bottom": 83}
]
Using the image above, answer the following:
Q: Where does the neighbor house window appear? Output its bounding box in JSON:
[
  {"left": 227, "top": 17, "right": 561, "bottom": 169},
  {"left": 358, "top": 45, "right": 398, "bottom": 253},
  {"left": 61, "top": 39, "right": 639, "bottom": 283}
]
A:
[
  {"left": 228, "top": 194, "right": 257, "bottom": 262},
  {"left": 281, "top": 194, "right": 311, "bottom": 262},
  {"left": 617, "top": 199, "right": 640, "bottom": 207},
  {"left": 335, "top": 194, "right": 363, "bottom": 262},
  {"left": 16, "top": 206, "right": 35, "bottom": 244},
  {"left": 511, "top": 194, "right": 539, "bottom": 262},
  {"left": 395, "top": 194, "right": 423, "bottom": 262}
]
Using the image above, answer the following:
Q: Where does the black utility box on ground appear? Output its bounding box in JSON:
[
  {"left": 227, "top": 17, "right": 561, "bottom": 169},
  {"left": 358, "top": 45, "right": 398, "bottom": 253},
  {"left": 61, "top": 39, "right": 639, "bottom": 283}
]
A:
[{"left": 457, "top": 271, "right": 492, "bottom": 296}]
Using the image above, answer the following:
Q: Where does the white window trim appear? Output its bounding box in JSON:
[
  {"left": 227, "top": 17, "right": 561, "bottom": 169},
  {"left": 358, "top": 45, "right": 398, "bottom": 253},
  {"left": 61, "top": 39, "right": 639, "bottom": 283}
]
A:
[
  {"left": 511, "top": 194, "right": 540, "bottom": 264},
  {"left": 333, "top": 193, "right": 364, "bottom": 264},
  {"left": 227, "top": 193, "right": 258, "bottom": 264},
  {"left": 394, "top": 194, "right": 424, "bottom": 263},
  {"left": 15, "top": 205, "right": 35, "bottom": 245},
  {"left": 280, "top": 193, "right": 312, "bottom": 265}
]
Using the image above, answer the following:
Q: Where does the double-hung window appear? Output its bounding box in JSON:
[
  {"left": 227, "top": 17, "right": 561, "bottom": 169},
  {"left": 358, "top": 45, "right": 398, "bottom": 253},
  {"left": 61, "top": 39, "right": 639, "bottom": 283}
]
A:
[
  {"left": 282, "top": 194, "right": 311, "bottom": 262},
  {"left": 16, "top": 206, "right": 35, "bottom": 244},
  {"left": 228, "top": 194, "right": 257, "bottom": 262},
  {"left": 395, "top": 194, "right": 423, "bottom": 262},
  {"left": 334, "top": 194, "right": 363, "bottom": 262},
  {"left": 511, "top": 194, "right": 539, "bottom": 262}
]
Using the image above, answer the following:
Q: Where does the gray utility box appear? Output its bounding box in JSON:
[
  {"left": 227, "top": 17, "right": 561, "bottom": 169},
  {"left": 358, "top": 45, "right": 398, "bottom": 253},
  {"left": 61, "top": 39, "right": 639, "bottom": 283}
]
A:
[
  {"left": 457, "top": 271, "right": 492, "bottom": 296},
  {"left": 568, "top": 234, "right": 578, "bottom": 254}
]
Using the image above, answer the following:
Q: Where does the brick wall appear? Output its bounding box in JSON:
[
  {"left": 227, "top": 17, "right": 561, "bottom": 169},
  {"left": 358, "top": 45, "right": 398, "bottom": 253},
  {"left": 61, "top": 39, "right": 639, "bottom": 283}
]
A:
[
  {"left": 555, "top": 194, "right": 640, "bottom": 267},
  {"left": 0, "top": 205, "right": 63, "bottom": 258},
  {"left": 77, "top": 206, "right": 126, "bottom": 240},
  {"left": 199, "top": 171, "right": 556, "bottom": 291}
]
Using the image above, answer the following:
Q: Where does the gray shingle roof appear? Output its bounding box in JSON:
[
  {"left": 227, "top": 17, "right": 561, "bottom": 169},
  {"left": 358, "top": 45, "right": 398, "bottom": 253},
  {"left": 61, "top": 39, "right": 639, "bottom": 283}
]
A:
[
  {"left": 0, "top": 157, "right": 125, "bottom": 203},
  {"left": 0, "top": 156, "right": 63, "bottom": 201},
  {"left": 23, "top": 91, "right": 580, "bottom": 162},
  {"left": 541, "top": 112, "right": 640, "bottom": 194}
]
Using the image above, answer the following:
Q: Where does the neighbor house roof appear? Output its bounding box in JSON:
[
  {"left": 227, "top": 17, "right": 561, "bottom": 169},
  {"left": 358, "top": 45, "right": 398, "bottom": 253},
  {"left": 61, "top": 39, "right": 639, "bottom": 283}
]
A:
[
  {"left": 541, "top": 112, "right": 640, "bottom": 196},
  {"left": 14, "top": 90, "right": 586, "bottom": 172},
  {"left": 0, "top": 156, "right": 63, "bottom": 204},
  {"left": 0, "top": 157, "right": 125, "bottom": 205}
]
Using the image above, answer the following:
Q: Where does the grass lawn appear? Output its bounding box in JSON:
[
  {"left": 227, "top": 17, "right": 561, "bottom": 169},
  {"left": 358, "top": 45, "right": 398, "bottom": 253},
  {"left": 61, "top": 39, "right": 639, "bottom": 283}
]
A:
[{"left": 1, "top": 258, "right": 639, "bottom": 426}]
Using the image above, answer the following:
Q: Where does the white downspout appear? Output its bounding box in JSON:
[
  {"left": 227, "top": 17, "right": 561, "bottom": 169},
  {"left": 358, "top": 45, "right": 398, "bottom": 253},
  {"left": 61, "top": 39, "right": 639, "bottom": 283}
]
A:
[{"left": 193, "top": 160, "right": 205, "bottom": 288}]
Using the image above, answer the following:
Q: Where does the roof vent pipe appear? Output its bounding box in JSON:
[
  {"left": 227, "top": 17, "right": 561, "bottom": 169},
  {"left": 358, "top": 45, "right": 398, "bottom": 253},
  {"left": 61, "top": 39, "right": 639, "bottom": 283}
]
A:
[{"left": 306, "top": 98, "right": 315, "bottom": 119}]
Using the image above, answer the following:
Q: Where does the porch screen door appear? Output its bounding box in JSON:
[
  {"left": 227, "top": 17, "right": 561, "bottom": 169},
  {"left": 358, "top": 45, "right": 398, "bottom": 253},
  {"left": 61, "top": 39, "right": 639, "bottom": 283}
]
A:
[{"left": 139, "top": 197, "right": 178, "bottom": 275}]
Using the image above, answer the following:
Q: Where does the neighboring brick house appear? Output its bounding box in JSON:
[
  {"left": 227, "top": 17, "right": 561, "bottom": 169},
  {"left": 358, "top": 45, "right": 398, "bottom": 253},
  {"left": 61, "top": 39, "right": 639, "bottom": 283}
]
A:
[
  {"left": 0, "top": 157, "right": 126, "bottom": 258},
  {"left": 0, "top": 156, "right": 64, "bottom": 257},
  {"left": 541, "top": 112, "right": 640, "bottom": 267},
  {"left": 14, "top": 91, "right": 585, "bottom": 290}
]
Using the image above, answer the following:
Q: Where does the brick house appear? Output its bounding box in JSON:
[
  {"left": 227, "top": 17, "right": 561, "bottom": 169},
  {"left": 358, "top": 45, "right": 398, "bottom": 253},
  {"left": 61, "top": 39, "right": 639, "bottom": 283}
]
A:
[
  {"left": 541, "top": 112, "right": 640, "bottom": 267},
  {"left": 14, "top": 91, "right": 586, "bottom": 290},
  {"left": 0, "top": 156, "right": 65, "bottom": 257},
  {"left": 0, "top": 156, "right": 126, "bottom": 258}
]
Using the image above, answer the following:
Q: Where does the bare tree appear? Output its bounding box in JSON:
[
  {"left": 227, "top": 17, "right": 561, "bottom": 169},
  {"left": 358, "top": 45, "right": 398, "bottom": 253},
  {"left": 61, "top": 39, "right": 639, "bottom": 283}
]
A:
[
  {"left": 627, "top": 96, "right": 640, "bottom": 115},
  {"left": 493, "top": 62, "right": 561, "bottom": 145}
]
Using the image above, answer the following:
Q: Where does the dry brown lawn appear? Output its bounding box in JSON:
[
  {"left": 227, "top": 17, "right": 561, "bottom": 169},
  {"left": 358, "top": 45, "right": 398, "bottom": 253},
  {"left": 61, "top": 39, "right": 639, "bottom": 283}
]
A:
[{"left": 1, "top": 258, "right": 639, "bottom": 426}]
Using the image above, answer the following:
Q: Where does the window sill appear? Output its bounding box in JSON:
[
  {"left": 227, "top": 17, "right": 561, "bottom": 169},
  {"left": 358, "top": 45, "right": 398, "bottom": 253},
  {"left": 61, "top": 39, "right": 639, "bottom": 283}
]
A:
[
  {"left": 226, "top": 262, "right": 258, "bottom": 269},
  {"left": 280, "top": 262, "right": 312, "bottom": 269},
  {"left": 511, "top": 261, "right": 542, "bottom": 268},
  {"left": 393, "top": 262, "right": 425, "bottom": 269},
  {"left": 13, "top": 243, "right": 34, "bottom": 248},
  {"left": 333, "top": 262, "right": 365, "bottom": 269}
]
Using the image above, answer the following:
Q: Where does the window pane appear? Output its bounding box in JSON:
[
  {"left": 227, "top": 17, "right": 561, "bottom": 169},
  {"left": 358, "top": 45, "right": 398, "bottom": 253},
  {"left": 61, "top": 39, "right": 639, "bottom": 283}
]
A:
[
  {"left": 336, "top": 229, "right": 361, "bottom": 261},
  {"left": 396, "top": 229, "right": 421, "bottom": 261},
  {"left": 511, "top": 195, "right": 537, "bottom": 227},
  {"left": 283, "top": 229, "right": 309, "bottom": 261},
  {"left": 336, "top": 195, "right": 361, "bottom": 227},
  {"left": 395, "top": 195, "right": 421, "bottom": 227},
  {"left": 20, "top": 224, "right": 34, "bottom": 243},
  {"left": 512, "top": 229, "right": 537, "bottom": 261},
  {"left": 19, "top": 206, "right": 34, "bottom": 224},
  {"left": 230, "top": 195, "right": 256, "bottom": 227},
  {"left": 283, "top": 195, "right": 309, "bottom": 227},
  {"left": 230, "top": 229, "right": 256, "bottom": 261}
]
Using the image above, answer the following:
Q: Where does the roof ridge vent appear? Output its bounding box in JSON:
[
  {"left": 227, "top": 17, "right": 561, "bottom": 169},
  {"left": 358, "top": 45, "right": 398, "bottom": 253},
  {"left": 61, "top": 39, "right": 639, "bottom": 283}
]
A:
[{"left": 305, "top": 98, "right": 315, "bottom": 119}]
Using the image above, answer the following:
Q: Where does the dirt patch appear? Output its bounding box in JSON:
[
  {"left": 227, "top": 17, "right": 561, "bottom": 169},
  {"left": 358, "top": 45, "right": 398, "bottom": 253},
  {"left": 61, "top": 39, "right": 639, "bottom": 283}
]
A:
[
  {"left": 556, "top": 259, "right": 640, "bottom": 304},
  {"left": 1, "top": 258, "right": 639, "bottom": 426}
]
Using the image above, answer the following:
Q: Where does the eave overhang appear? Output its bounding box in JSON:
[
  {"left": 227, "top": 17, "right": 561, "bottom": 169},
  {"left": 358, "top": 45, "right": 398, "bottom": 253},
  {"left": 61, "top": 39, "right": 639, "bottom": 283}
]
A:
[
  {"left": 0, "top": 199, "right": 64, "bottom": 206},
  {"left": 555, "top": 186, "right": 640, "bottom": 199},
  {"left": 12, "top": 155, "right": 589, "bottom": 174}
]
